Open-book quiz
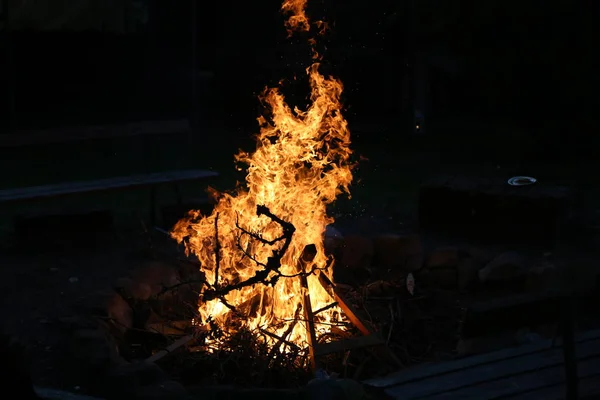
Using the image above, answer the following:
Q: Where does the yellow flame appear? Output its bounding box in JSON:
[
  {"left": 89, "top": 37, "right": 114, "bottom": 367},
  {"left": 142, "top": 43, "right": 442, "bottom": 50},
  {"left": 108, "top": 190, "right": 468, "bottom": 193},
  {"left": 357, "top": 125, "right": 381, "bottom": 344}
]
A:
[{"left": 171, "top": 0, "right": 352, "bottom": 351}]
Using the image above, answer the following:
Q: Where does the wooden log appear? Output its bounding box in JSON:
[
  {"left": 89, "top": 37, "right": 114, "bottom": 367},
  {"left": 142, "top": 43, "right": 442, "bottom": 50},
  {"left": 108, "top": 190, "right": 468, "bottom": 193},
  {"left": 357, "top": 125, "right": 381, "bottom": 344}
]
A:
[
  {"left": 299, "top": 245, "right": 318, "bottom": 370},
  {"left": 318, "top": 271, "right": 370, "bottom": 336}
]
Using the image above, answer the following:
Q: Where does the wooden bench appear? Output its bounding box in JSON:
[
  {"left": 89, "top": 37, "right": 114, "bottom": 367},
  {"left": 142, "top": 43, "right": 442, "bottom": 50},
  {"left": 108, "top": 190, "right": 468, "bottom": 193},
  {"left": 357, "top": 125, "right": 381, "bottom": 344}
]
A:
[
  {"left": 0, "top": 119, "right": 191, "bottom": 147},
  {"left": 364, "top": 288, "right": 591, "bottom": 400},
  {"left": 0, "top": 169, "right": 219, "bottom": 227},
  {"left": 364, "top": 327, "right": 600, "bottom": 399}
]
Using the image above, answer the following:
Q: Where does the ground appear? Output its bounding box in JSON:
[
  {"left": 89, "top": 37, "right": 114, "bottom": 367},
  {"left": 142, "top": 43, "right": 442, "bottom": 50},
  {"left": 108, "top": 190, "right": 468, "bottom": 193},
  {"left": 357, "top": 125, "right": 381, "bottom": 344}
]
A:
[{"left": 1, "top": 118, "right": 600, "bottom": 392}]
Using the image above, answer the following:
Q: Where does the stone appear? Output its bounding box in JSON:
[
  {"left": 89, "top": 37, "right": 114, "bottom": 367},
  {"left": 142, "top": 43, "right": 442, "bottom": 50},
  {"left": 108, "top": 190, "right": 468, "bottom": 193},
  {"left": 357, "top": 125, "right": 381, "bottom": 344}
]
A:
[
  {"left": 131, "top": 261, "right": 182, "bottom": 297},
  {"left": 58, "top": 316, "right": 101, "bottom": 331},
  {"left": 478, "top": 251, "right": 527, "bottom": 283},
  {"left": 80, "top": 291, "right": 133, "bottom": 332},
  {"left": 365, "top": 280, "right": 400, "bottom": 297},
  {"left": 457, "top": 257, "right": 481, "bottom": 290},
  {"left": 466, "top": 246, "right": 497, "bottom": 265},
  {"left": 147, "top": 278, "right": 199, "bottom": 320},
  {"left": 177, "top": 260, "right": 205, "bottom": 287},
  {"left": 70, "top": 328, "right": 123, "bottom": 371},
  {"left": 373, "top": 234, "right": 423, "bottom": 272},
  {"left": 422, "top": 268, "right": 457, "bottom": 290},
  {"left": 339, "top": 235, "right": 374, "bottom": 270},
  {"left": 115, "top": 277, "right": 152, "bottom": 301},
  {"left": 426, "top": 247, "right": 460, "bottom": 269}
]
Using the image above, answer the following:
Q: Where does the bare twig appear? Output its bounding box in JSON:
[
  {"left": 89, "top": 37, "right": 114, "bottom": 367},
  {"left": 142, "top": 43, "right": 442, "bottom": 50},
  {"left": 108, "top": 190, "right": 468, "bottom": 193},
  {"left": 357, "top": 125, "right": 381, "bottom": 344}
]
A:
[
  {"left": 261, "top": 326, "right": 301, "bottom": 352},
  {"left": 202, "top": 205, "right": 298, "bottom": 302}
]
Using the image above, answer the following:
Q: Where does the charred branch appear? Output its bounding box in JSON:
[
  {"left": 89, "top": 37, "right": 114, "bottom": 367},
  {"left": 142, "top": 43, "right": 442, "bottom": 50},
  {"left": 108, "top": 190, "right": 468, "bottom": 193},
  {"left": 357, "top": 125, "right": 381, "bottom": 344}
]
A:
[{"left": 203, "top": 205, "right": 307, "bottom": 303}]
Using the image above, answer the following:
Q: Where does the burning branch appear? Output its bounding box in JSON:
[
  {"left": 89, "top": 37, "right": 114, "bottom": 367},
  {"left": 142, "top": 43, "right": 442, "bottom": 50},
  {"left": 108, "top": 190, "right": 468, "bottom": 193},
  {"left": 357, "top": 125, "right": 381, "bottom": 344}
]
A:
[
  {"left": 203, "top": 205, "right": 297, "bottom": 303},
  {"left": 214, "top": 212, "right": 221, "bottom": 287},
  {"left": 266, "top": 303, "right": 303, "bottom": 364}
]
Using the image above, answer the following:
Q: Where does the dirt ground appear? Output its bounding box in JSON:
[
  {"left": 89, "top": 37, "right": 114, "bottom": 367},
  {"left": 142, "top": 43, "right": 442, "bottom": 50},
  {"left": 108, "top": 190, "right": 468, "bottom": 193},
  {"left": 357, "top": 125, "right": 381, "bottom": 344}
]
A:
[{"left": 0, "top": 232, "right": 159, "bottom": 389}]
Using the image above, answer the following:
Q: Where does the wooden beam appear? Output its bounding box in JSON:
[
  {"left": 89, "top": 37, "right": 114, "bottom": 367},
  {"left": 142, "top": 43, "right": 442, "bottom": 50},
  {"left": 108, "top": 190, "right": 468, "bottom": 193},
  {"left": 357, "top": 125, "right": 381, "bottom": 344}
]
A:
[
  {"left": 318, "top": 271, "right": 371, "bottom": 336},
  {"left": 317, "top": 271, "right": 402, "bottom": 367}
]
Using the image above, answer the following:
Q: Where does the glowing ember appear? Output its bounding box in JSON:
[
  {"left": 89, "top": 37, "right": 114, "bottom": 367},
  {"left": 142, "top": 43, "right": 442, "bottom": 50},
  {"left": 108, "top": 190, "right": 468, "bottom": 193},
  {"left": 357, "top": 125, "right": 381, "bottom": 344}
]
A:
[{"left": 171, "top": 0, "right": 352, "bottom": 352}]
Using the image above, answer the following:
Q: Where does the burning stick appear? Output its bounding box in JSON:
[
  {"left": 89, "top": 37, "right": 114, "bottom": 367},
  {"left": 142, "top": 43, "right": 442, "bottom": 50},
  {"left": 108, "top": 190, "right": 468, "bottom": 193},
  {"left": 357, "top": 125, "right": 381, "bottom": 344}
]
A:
[
  {"left": 298, "top": 244, "right": 319, "bottom": 370},
  {"left": 316, "top": 270, "right": 403, "bottom": 367},
  {"left": 214, "top": 212, "right": 221, "bottom": 287},
  {"left": 277, "top": 304, "right": 303, "bottom": 353},
  {"left": 263, "top": 305, "right": 304, "bottom": 363},
  {"left": 313, "top": 301, "right": 339, "bottom": 316}
]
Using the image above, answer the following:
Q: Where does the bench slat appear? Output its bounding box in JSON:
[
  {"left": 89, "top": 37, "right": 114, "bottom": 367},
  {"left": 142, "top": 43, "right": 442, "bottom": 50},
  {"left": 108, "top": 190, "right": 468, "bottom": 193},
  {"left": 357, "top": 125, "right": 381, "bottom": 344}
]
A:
[
  {"left": 501, "top": 373, "right": 600, "bottom": 400},
  {"left": 385, "top": 337, "right": 600, "bottom": 399},
  {"left": 415, "top": 356, "right": 600, "bottom": 400},
  {"left": 364, "top": 328, "right": 600, "bottom": 389},
  {"left": 0, "top": 169, "right": 219, "bottom": 203},
  {"left": 0, "top": 119, "right": 191, "bottom": 147}
]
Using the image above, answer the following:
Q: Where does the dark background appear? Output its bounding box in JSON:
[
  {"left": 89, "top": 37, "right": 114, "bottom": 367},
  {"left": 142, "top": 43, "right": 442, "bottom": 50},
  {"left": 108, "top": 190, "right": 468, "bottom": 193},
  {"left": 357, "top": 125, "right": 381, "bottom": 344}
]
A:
[
  {"left": 0, "top": 0, "right": 597, "bottom": 170},
  {"left": 0, "top": 2, "right": 599, "bottom": 394}
]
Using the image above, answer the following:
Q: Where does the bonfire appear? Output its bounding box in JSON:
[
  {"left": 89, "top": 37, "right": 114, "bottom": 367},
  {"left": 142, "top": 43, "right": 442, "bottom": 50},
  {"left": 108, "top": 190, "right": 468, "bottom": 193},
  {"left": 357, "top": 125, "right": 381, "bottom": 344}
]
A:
[{"left": 171, "top": 0, "right": 353, "bottom": 356}]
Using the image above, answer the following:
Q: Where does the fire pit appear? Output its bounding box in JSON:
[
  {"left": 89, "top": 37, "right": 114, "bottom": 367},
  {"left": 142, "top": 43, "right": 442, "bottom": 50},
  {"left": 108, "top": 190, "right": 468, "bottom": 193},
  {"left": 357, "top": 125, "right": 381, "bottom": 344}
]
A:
[{"left": 163, "top": 0, "right": 370, "bottom": 373}]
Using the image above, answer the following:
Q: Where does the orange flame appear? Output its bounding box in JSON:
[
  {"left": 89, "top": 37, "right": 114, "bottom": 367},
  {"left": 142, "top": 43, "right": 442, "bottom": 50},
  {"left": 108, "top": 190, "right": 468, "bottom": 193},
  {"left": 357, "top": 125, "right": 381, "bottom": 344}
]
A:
[
  {"left": 171, "top": 0, "right": 352, "bottom": 351},
  {"left": 282, "top": 0, "right": 310, "bottom": 35}
]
